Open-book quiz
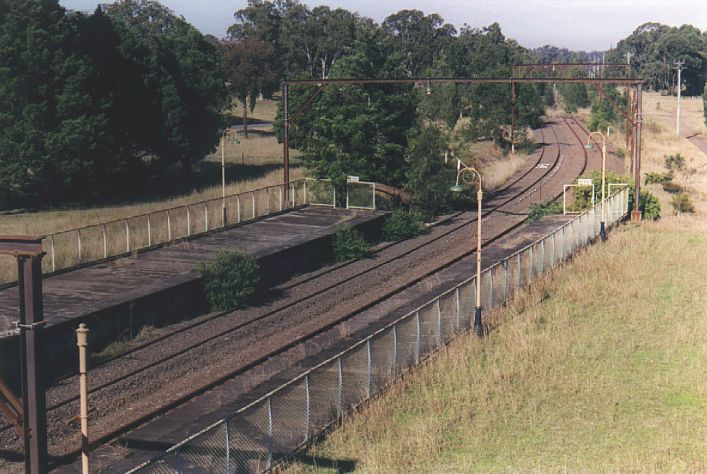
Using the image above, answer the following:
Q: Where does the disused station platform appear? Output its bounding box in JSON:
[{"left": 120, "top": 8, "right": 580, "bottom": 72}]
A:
[{"left": 0, "top": 206, "right": 384, "bottom": 382}]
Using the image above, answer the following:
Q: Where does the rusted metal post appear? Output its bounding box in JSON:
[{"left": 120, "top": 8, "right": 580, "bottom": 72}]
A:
[
  {"left": 282, "top": 82, "right": 290, "bottom": 199},
  {"left": 632, "top": 84, "right": 643, "bottom": 222},
  {"left": 1, "top": 236, "right": 50, "bottom": 474},
  {"left": 511, "top": 80, "right": 516, "bottom": 155},
  {"left": 76, "top": 324, "right": 90, "bottom": 474}
]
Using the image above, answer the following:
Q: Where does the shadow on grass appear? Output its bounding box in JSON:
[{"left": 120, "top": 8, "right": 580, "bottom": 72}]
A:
[{"left": 291, "top": 453, "right": 357, "bottom": 473}]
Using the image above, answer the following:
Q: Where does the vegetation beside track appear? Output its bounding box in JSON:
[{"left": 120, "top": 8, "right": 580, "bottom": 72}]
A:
[{"left": 286, "top": 217, "right": 707, "bottom": 473}]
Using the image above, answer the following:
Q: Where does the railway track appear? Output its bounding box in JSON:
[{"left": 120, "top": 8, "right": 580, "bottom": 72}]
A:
[{"left": 1, "top": 119, "right": 593, "bottom": 468}]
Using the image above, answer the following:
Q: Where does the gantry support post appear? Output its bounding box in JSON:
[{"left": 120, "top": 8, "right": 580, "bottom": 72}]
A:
[
  {"left": 0, "top": 236, "right": 48, "bottom": 474},
  {"left": 632, "top": 84, "right": 643, "bottom": 222},
  {"left": 511, "top": 80, "right": 516, "bottom": 155},
  {"left": 282, "top": 82, "right": 290, "bottom": 200}
]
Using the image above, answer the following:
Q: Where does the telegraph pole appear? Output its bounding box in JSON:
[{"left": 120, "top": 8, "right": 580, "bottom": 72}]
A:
[{"left": 674, "top": 61, "right": 684, "bottom": 136}]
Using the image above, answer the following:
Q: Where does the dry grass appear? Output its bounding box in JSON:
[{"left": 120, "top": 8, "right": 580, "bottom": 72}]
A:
[
  {"left": 0, "top": 167, "right": 303, "bottom": 237},
  {"left": 577, "top": 91, "right": 707, "bottom": 215},
  {"left": 286, "top": 216, "right": 707, "bottom": 473}
]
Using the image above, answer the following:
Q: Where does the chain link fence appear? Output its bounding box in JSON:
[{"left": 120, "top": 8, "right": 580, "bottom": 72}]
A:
[{"left": 127, "top": 186, "right": 630, "bottom": 474}]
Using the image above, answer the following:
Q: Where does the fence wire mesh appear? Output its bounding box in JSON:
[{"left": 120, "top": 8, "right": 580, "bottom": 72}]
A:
[
  {"left": 128, "top": 187, "right": 630, "bottom": 474},
  {"left": 346, "top": 181, "right": 376, "bottom": 209}
]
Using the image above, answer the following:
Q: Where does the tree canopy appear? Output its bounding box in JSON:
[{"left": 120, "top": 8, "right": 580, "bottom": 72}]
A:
[
  {"left": 607, "top": 22, "right": 706, "bottom": 95},
  {"left": 0, "top": 0, "right": 227, "bottom": 206}
]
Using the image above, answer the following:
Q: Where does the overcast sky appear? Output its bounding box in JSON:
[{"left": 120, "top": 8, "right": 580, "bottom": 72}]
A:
[{"left": 60, "top": 0, "right": 707, "bottom": 51}]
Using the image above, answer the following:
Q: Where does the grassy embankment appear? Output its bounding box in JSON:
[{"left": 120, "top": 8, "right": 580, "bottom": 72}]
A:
[
  {"left": 285, "top": 94, "right": 707, "bottom": 472},
  {"left": 0, "top": 98, "right": 301, "bottom": 236},
  {"left": 286, "top": 216, "right": 707, "bottom": 473}
]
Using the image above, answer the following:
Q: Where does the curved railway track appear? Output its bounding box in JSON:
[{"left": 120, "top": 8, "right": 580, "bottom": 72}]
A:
[{"left": 1, "top": 119, "right": 593, "bottom": 467}]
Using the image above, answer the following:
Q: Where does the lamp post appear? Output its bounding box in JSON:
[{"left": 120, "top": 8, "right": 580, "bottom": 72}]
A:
[
  {"left": 450, "top": 167, "right": 484, "bottom": 337},
  {"left": 585, "top": 131, "right": 607, "bottom": 241},
  {"left": 221, "top": 128, "right": 240, "bottom": 226}
]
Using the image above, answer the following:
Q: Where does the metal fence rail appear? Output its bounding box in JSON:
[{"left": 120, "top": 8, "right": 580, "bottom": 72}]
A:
[
  {"left": 40, "top": 180, "right": 309, "bottom": 275},
  {"left": 128, "top": 187, "right": 630, "bottom": 474}
]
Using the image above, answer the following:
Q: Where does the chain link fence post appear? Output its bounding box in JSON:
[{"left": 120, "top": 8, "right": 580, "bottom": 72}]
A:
[
  {"left": 225, "top": 419, "right": 231, "bottom": 474},
  {"left": 436, "top": 299, "right": 442, "bottom": 346},
  {"left": 415, "top": 311, "right": 420, "bottom": 364},
  {"left": 366, "top": 338, "right": 371, "bottom": 399},
  {"left": 267, "top": 397, "right": 273, "bottom": 470},
  {"left": 337, "top": 357, "right": 343, "bottom": 417},
  {"left": 455, "top": 288, "right": 461, "bottom": 333},
  {"left": 392, "top": 324, "right": 398, "bottom": 378},
  {"left": 305, "top": 375, "right": 311, "bottom": 443}
]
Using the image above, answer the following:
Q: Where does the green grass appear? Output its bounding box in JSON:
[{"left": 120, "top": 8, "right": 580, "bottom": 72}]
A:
[{"left": 286, "top": 217, "right": 707, "bottom": 473}]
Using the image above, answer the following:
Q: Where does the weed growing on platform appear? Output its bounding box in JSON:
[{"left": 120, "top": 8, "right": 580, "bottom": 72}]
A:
[
  {"left": 198, "top": 250, "right": 259, "bottom": 311},
  {"left": 332, "top": 225, "right": 368, "bottom": 262},
  {"left": 381, "top": 209, "right": 426, "bottom": 241}
]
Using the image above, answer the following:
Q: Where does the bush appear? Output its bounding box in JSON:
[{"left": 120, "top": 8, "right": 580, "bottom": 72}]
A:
[
  {"left": 527, "top": 200, "right": 563, "bottom": 223},
  {"left": 332, "top": 225, "right": 369, "bottom": 262},
  {"left": 664, "top": 153, "right": 685, "bottom": 174},
  {"left": 381, "top": 209, "right": 426, "bottom": 241},
  {"left": 198, "top": 250, "right": 259, "bottom": 311},
  {"left": 671, "top": 193, "right": 695, "bottom": 214},
  {"left": 644, "top": 172, "right": 672, "bottom": 185},
  {"left": 614, "top": 149, "right": 625, "bottom": 159},
  {"left": 571, "top": 170, "right": 661, "bottom": 220},
  {"left": 640, "top": 191, "right": 661, "bottom": 220}
]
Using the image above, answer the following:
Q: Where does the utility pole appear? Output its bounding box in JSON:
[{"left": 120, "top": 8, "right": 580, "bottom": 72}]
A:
[
  {"left": 626, "top": 52, "right": 632, "bottom": 78},
  {"left": 674, "top": 61, "right": 684, "bottom": 136}
]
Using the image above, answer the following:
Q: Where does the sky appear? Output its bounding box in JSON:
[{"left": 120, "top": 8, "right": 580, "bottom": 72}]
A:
[{"left": 60, "top": 0, "right": 707, "bottom": 51}]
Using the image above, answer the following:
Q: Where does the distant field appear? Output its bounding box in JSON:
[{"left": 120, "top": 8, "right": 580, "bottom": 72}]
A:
[{"left": 286, "top": 216, "right": 707, "bottom": 473}]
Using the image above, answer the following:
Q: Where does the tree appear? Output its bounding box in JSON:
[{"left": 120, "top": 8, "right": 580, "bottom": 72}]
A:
[
  {"left": 228, "top": 0, "right": 293, "bottom": 79},
  {"left": 0, "top": 0, "right": 124, "bottom": 205},
  {"left": 222, "top": 37, "right": 278, "bottom": 137},
  {"left": 557, "top": 68, "right": 590, "bottom": 112},
  {"left": 280, "top": 5, "right": 356, "bottom": 79},
  {"left": 608, "top": 22, "right": 706, "bottom": 95},
  {"left": 103, "top": 0, "right": 229, "bottom": 175},
  {"left": 293, "top": 24, "right": 417, "bottom": 188},
  {"left": 404, "top": 126, "right": 458, "bottom": 218},
  {"left": 382, "top": 10, "right": 455, "bottom": 78},
  {"left": 588, "top": 87, "right": 625, "bottom": 132}
]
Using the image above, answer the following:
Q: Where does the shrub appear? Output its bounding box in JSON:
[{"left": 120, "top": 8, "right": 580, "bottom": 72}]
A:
[
  {"left": 640, "top": 191, "right": 661, "bottom": 220},
  {"left": 381, "top": 209, "right": 426, "bottom": 241},
  {"left": 332, "top": 225, "right": 368, "bottom": 262},
  {"left": 671, "top": 193, "right": 695, "bottom": 214},
  {"left": 644, "top": 172, "right": 672, "bottom": 185},
  {"left": 527, "top": 200, "right": 563, "bottom": 223},
  {"left": 198, "top": 250, "right": 259, "bottom": 311},
  {"left": 664, "top": 153, "right": 685, "bottom": 175},
  {"left": 613, "top": 149, "right": 625, "bottom": 159}
]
